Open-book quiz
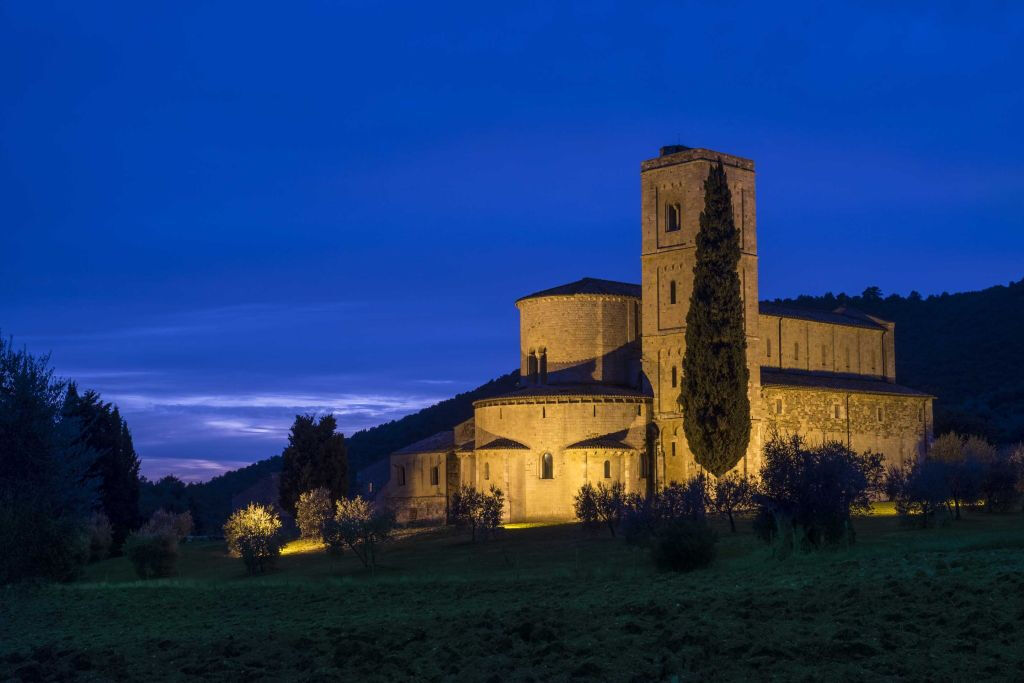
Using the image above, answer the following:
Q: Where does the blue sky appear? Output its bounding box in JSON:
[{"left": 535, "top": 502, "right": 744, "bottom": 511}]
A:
[{"left": 2, "top": 2, "right": 1022, "bottom": 480}]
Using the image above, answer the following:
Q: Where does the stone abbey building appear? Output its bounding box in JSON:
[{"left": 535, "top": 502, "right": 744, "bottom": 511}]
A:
[{"left": 381, "top": 145, "right": 934, "bottom": 523}]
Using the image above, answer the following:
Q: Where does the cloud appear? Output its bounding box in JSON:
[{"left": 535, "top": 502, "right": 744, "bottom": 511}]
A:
[{"left": 110, "top": 391, "right": 442, "bottom": 417}]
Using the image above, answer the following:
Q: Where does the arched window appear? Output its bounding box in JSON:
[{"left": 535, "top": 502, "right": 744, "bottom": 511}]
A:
[
  {"left": 397, "top": 465, "right": 406, "bottom": 486},
  {"left": 666, "top": 202, "right": 681, "bottom": 232},
  {"left": 669, "top": 280, "right": 677, "bottom": 305},
  {"left": 833, "top": 404, "right": 841, "bottom": 419},
  {"left": 639, "top": 453, "right": 648, "bottom": 479},
  {"left": 539, "top": 349, "right": 548, "bottom": 384},
  {"left": 430, "top": 465, "right": 439, "bottom": 486},
  {"left": 766, "top": 338, "right": 771, "bottom": 358},
  {"left": 541, "top": 452, "right": 553, "bottom": 479},
  {"left": 775, "top": 399, "right": 783, "bottom": 415},
  {"left": 671, "top": 366, "right": 678, "bottom": 388},
  {"left": 821, "top": 344, "right": 828, "bottom": 366},
  {"left": 793, "top": 342, "right": 799, "bottom": 361},
  {"left": 527, "top": 351, "right": 538, "bottom": 383},
  {"left": 483, "top": 462, "right": 490, "bottom": 480},
  {"left": 603, "top": 460, "right": 611, "bottom": 478},
  {"left": 845, "top": 346, "right": 851, "bottom": 369},
  {"left": 877, "top": 406, "right": 884, "bottom": 422},
  {"left": 671, "top": 442, "right": 676, "bottom": 457}
]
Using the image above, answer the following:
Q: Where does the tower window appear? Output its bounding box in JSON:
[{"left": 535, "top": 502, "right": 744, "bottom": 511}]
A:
[
  {"left": 539, "top": 349, "right": 548, "bottom": 384},
  {"left": 603, "top": 460, "right": 611, "bottom": 478},
  {"left": 669, "top": 280, "right": 677, "bottom": 305},
  {"left": 666, "top": 202, "right": 681, "bottom": 232},
  {"left": 527, "top": 351, "right": 538, "bottom": 383},
  {"left": 671, "top": 442, "right": 676, "bottom": 457},
  {"left": 671, "top": 366, "right": 677, "bottom": 388},
  {"left": 430, "top": 465, "right": 439, "bottom": 486},
  {"left": 541, "top": 452, "right": 553, "bottom": 479},
  {"left": 833, "top": 404, "right": 841, "bottom": 419},
  {"left": 483, "top": 462, "right": 490, "bottom": 480},
  {"left": 775, "top": 399, "right": 783, "bottom": 415}
]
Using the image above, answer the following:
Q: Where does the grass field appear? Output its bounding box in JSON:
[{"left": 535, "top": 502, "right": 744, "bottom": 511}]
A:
[{"left": 3, "top": 508, "right": 1023, "bottom": 681}]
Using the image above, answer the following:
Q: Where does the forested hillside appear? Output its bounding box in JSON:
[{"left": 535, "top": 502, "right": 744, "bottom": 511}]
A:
[{"left": 765, "top": 278, "right": 1024, "bottom": 444}]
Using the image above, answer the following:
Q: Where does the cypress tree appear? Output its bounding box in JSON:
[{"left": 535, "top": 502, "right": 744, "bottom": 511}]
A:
[
  {"left": 680, "top": 160, "right": 751, "bottom": 477},
  {"left": 279, "top": 414, "right": 349, "bottom": 515}
]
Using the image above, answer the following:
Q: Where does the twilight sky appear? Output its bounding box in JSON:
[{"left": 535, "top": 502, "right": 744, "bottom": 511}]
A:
[{"left": 2, "top": 2, "right": 1022, "bottom": 481}]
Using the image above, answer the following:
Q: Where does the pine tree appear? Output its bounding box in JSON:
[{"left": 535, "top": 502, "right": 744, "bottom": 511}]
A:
[
  {"left": 279, "top": 414, "right": 349, "bottom": 515},
  {"left": 63, "top": 385, "right": 141, "bottom": 547},
  {"left": 680, "top": 160, "right": 751, "bottom": 477}
]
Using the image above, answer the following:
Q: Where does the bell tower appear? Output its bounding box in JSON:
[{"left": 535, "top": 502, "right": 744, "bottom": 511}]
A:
[{"left": 640, "top": 145, "right": 762, "bottom": 484}]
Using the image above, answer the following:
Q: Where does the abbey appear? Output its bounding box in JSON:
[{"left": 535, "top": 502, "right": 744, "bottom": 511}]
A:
[{"left": 381, "top": 146, "right": 934, "bottom": 523}]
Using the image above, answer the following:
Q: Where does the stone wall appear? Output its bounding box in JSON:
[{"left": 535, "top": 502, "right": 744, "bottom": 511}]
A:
[
  {"left": 517, "top": 294, "right": 641, "bottom": 387},
  {"left": 468, "top": 395, "right": 651, "bottom": 521},
  {"left": 385, "top": 449, "right": 449, "bottom": 524},
  {"left": 758, "top": 315, "right": 894, "bottom": 380},
  {"left": 761, "top": 386, "right": 933, "bottom": 468}
]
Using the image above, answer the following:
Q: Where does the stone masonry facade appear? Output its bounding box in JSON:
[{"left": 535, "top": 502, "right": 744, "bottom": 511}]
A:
[{"left": 380, "top": 145, "right": 934, "bottom": 523}]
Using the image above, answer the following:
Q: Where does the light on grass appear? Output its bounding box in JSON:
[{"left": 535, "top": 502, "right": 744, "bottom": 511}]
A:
[
  {"left": 502, "top": 522, "right": 563, "bottom": 530},
  {"left": 281, "top": 538, "right": 325, "bottom": 556}
]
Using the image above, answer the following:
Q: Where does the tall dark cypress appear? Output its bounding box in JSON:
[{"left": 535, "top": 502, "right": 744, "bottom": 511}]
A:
[{"left": 680, "top": 160, "right": 751, "bottom": 477}]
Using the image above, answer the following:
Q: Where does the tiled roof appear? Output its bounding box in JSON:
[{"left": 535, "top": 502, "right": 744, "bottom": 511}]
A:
[
  {"left": 760, "top": 367, "right": 931, "bottom": 397},
  {"left": 565, "top": 432, "right": 637, "bottom": 450},
  {"left": 516, "top": 277, "right": 642, "bottom": 303},
  {"left": 392, "top": 431, "right": 455, "bottom": 456},
  {"left": 477, "top": 437, "right": 530, "bottom": 450},
  {"left": 758, "top": 303, "right": 888, "bottom": 330}
]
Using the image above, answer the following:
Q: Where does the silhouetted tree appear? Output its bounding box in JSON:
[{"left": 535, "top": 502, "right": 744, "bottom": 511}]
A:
[
  {"left": 709, "top": 472, "right": 753, "bottom": 533},
  {"left": 681, "top": 160, "right": 751, "bottom": 477},
  {"left": 279, "top": 414, "right": 348, "bottom": 515},
  {"left": 63, "top": 385, "right": 141, "bottom": 548},
  {"left": 0, "top": 336, "right": 98, "bottom": 582}
]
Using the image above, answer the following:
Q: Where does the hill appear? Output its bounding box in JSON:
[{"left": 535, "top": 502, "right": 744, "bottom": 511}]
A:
[
  {"left": 185, "top": 370, "right": 519, "bottom": 532},
  {"left": 765, "top": 278, "right": 1024, "bottom": 444}
]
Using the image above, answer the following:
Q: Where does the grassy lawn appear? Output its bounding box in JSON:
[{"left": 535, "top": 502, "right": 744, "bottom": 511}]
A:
[{"left": 2, "top": 509, "right": 1023, "bottom": 681}]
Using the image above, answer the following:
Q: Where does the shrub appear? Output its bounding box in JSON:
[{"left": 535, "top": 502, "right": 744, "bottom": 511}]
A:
[
  {"left": 980, "top": 451, "right": 1022, "bottom": 513},
  {"left": 620, "top": 477, "right": 716, "bottom": 571},
  {"left": 927, "top": 432, "right": 992, "bottom": 518},
  {"left": 754, "top": 435, "right": 883, "bottom": 553},
  {"left": 650, "top": 519, "right": 717, "bottom": 572},
  {"left": 295, "top": 487, "right": 333, "bottom": 540},
  {"left": 142, "top": 509, "right": 192, "bottom": 541},
  {"left": 886, "top": 460, "right": 952, "bottom": 527},
  {"left": 86, "top": 512, "right": 113, "bottom": 562},
  {"left": 323, "top": 496, "right": 396, "bottom": 570},
  {"left": 573, "top": 482, "right": 627, "bottom": 537},
  {"left": 449, "top": 485, "right": 505, "bottom": 542},
  {"left": 124, "top": 530, "right": 178, "bottom": 578},
  {"left": 224, "top": 503, "right": 283, "bottom": 575},
  {"left": 708, "top": 472, "right": 753, "bottom": 533}
]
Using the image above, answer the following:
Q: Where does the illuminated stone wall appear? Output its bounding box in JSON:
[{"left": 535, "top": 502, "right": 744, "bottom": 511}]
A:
[
  {"left": 517, "top": 294, "right": 641, "bottom": 387},
  {"left": 386, "top": 449, "right": 448, "bottom": 524},
  {"left": 761, "top": 386, "right": 933, "bottom": 468},
  {"left": 758, "top": 315, "right": 896, "bottom": 379},
  {"left": 465, "top": 395, "right": 651, "bottom": 521}
]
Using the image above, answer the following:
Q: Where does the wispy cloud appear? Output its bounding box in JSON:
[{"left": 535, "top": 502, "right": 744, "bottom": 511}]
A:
[{"left": 111, "top": 391, "right": 442, "bottom": 417}]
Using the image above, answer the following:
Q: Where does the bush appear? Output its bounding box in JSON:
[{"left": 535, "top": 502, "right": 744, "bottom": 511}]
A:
[
  {"left": 927, "top": 432, "right": 994, "bottom": 518},
  {"left": 886, "top": 460, "right": 952, "bottom": 528},
  {"left": 709, "top": 472, "right": 753, "bottom": 533},
  {"left": 650, "top": 519, "right": 717, "bottom": 572},
  {"left": 323, "top": 496, "right": 396, "bottom": 570},
  {"left": 142, "top": 509, "right": 192, "bottom": 541},
  {"left": 979, "top": 455, "right": 1020, "bottom": 513},
  {"left": 86, "top": 512, "right": 113, "bottom": 562},
  {"left": 295, "top": 487, "right": 333, "bottom": 540},
  {"left": 124, "top": 530, "right": 178, "bottom": 578},
  {"left": 0, "top": 492, "right": 91, "bottom": 583},
  {"left": 449, "top": 485, "right": 505, "bottom": 542},
  {"left": 223, "top": 503, "right": 283, "bottom": 575},
  {"left": 622, "top": 478, "right": 707, "bottom": 546},
  {"left": 754, "top": 435, "right": 883, "bottom": 553},
  {"left": 573, "top": 482, "right": 627, "bottom": 537}
]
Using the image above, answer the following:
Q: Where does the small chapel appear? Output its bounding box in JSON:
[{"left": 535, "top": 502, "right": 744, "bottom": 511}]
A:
[{"left": 379, "top": 145, "right": 933, "bottom": 523}]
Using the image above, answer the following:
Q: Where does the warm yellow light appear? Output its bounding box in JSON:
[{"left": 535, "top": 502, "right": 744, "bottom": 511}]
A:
[
  {"left": 281, "top": 538, "right": 325, "bottom": 555},
  {"left": 501, "top": 521, "right": 564, "bottom": 530}
]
